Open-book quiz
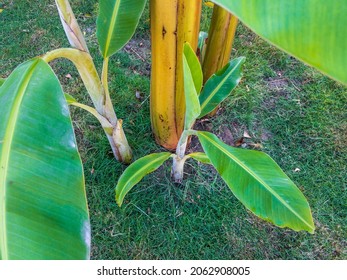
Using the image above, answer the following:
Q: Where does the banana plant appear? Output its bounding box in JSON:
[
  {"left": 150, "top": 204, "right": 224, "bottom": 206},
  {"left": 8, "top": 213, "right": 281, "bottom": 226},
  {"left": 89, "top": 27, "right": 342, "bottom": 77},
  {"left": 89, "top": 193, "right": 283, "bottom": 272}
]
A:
[
  {"left": 0, "top": 0, "right": 146, "bottom": 259},
  {"left": 41, "top": 0, "right": 147, "bottom": 163},
  {"left": 115, "top": 43, "right": 315, "bottom": 233}
]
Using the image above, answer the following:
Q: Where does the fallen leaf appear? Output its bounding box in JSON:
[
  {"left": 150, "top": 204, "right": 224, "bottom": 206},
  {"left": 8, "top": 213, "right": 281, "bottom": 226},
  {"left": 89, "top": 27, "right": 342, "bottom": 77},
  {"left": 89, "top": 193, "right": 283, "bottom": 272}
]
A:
[
  {"left": 0, "top": 9, "right": 3, "bottom": 13},
  {"left": 234, "top": 137, "right": 245, "bottom": 147},
  {"left": 220, "top": 126, "right": 234, "bottom": 146},
  {"left": 249, "top": 143, "right": 264, "bottom": 149}
]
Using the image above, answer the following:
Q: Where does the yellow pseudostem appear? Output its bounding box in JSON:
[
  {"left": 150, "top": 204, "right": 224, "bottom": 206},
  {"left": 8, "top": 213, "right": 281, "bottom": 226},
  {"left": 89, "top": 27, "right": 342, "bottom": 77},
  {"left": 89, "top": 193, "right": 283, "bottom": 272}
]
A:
[
  {"left": 203, "top": 4, "right": 238, "bottom": 83},
  {"left": 150, "top": 0, "right": 202, "bottom": 150},
  {"left": 202, "top": 4, "right": 238, "bottom": 117}
]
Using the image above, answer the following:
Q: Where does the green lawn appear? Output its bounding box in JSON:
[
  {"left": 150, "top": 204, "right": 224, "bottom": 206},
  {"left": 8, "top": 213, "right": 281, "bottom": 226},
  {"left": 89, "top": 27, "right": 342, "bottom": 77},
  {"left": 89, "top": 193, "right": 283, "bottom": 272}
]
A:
[{"left": 1, "top": 0, "right": 346, "bottom": 259}]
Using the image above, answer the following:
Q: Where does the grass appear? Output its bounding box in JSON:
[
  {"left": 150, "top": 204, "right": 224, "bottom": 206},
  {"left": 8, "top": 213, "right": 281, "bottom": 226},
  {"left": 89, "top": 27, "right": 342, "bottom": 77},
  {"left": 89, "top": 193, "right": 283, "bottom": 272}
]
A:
[{"left": 1, "top": 0, "right": 346, "bottom": 260}]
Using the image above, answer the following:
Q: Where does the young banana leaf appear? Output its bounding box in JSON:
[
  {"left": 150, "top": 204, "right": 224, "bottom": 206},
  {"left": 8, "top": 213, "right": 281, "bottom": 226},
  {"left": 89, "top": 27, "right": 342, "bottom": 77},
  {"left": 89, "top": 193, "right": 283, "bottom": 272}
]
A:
[
  {"left": 197, "top": 131, "right": 315, "bottom": 233},
  {"left": 97, "top": 0, "right": 147, "bottom": 58}
]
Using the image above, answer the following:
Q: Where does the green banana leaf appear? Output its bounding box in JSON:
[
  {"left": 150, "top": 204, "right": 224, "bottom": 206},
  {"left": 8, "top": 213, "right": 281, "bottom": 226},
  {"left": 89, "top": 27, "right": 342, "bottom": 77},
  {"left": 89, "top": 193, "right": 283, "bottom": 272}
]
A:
[
  {"left": 199, "top": 57, "right": 245, "bottom": 118},
  {"left": 183, "top": 43, "right": 202, "bottom": 130},
  {"left": 0, "top": 78, "right": 5, "bottom": 87},
  {"left": 116, "top": 152, "right": 172, "bottom": 206},
  {"left": 184, "top": 43, "right": 203, "bottom": 94},
  {"left": 197, "top": 131, "right": 315, "bottom": 233},
  {"left": 97, "top": 0, "right": 147, "bottom": 58},
  {"left": 0, "top": 59, "right": 90, "bottom": 259},
  {"left": 211, "top": 0, "right": 347, "bottom": 85},
  {"left": 64, "top": 92, "right": 78, "bottom": 103}
]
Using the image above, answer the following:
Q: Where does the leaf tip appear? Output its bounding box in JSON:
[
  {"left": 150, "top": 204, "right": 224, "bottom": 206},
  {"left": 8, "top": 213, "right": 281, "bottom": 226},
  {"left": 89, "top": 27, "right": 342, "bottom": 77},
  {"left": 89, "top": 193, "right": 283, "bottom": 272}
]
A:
[{"left": 115, "top": 193, "right": 123, "bottom": 208}]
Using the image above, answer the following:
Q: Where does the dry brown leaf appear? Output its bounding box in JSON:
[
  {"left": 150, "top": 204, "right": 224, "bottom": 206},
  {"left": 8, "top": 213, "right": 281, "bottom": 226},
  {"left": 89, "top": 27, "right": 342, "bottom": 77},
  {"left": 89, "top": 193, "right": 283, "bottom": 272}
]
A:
[{"left": 234, "top": 137, "right": 245, "bottom": 147}]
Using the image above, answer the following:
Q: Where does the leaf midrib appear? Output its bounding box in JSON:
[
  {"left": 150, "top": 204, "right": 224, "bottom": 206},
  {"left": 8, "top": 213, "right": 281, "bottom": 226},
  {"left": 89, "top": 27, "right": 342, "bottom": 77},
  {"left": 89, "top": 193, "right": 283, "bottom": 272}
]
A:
[
  {"left": 200, "top": 59, "right": 242, "bottom": 112},
  {"left": 104, "top": 0, "right": 121, "bottom": 58},
  {"left": 199, "top": 132, "right": 314, "bottom": 230},
  {"left": 0, "top": 60, "right": 38, "bottom": 260}
]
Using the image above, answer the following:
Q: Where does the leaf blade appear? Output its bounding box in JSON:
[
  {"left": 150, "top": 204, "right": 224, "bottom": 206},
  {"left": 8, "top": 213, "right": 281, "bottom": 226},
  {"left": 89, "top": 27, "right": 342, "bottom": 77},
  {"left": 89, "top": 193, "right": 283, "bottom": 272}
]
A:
[
  {"left": 211, "top": 0, "right": 347, "bottom": 85},
  {"left": 116, "top": 152, "right": 172, "bottom": 206},
  {"left": 199, "top": 57, "right": 245, "bottom": 118},
  {"left": 184, "top": 43, "right": 203, "bottom": 94},
  {"left": 97, "top": 0, "right": 146, "bottom": 58},
  {"left": 183, "top": 43, "right": 202, "bottom": 130},
  {"left": 197, "top": 131, "right": 315, "bottom": 233},
  {"left": 0, "top": 59, "right": 90, "bottom": 259}
]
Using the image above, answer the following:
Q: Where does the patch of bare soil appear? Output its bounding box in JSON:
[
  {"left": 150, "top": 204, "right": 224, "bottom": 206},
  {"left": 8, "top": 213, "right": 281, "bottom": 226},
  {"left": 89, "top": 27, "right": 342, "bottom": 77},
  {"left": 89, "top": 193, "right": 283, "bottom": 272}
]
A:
[
  {"left": 333, "top": 123, "right": 347, "bottom": 152},
  {"left": 124, "top": 38, "right": 151, "bottom": 76},
  {"left": 263, "top": 75, "right": 302, "bottom": 110}
]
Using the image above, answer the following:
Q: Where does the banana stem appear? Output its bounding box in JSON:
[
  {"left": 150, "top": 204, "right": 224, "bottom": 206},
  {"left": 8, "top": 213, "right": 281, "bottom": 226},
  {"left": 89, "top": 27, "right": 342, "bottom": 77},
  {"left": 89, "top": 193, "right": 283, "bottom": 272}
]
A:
[
  {"left": 171, "top": 129, "right": 194, "bottom": 183},
  {"left": 203, "top": 4, "right": 238, "bottom": 83},
  {"left": 175, "top": 0, "right": 203, "bottom": 138},
  {"left": 42, "top": 48, "right": 132, "bottom": 163},
  {"left": 150, "top": 0, "right": 202, "bottom": 150}
]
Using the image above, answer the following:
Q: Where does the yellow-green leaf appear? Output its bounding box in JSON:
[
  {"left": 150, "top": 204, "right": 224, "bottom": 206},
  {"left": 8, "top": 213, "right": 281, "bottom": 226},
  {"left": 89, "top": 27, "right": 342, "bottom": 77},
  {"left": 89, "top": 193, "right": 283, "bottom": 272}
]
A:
[{"left": 116, "top": 152, "right": 172, "bottom": 206}]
